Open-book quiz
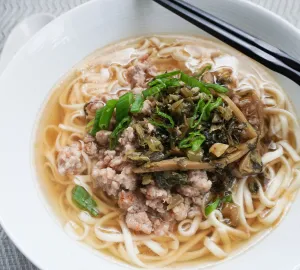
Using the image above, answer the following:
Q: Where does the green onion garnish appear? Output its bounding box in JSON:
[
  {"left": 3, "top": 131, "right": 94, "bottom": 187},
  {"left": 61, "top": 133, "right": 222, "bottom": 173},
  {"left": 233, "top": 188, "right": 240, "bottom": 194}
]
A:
[
  {"left": 180, "top": 72, "right": 210, "bottom": 94},
  {"left": 205, "top": 83, "right": 228, "bottom": 93},
  {"left": 72, "top": 185, "right": 99, "bottom": 217},
  {"left": 142, "top": 84, "right": 165, "bottom": 97},
  {"left": 150, "top": 107, "right": 175, "bottom": 129},
  {"left": 155, "top": 70, "right": 180, "bottom": 79},
  {"left": 90, "top": 108, "right": 104, "bottom": 136},
  {"left": 116, "top": 92, "right": 133, "bottom": 123},
  {"left": 109, "top": 116, "right": 131, "bottom": 149},
  {"left": 194, "top": 64, "right": 212, "bottom": 78},
  {"left": 131, "top": 94, "right": 145, "bottom": 113},
  {"left": 179, "top": 131, "right": 205, "bottom": 150},
  {"left": 205, "top": 197, "right": 221, "bottom": 216},
  {"left": 98, "top": 99, "right": 117, "bottom": 130}
]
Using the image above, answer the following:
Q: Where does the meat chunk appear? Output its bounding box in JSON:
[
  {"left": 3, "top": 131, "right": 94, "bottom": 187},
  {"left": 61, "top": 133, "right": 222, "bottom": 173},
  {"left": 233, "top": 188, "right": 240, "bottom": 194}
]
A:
[
  {"left": 96, "top": 130, "right": 112, "bottom": 146},
  {"left": 172, "top": 198, "right": 191, "bottom": 221},
  {"left": 118, "top": 191, "right": 147, "bottom": 213},
  {"left": 192, "top": 196, "right": 203, "bottom": 206},
  {"left": 119, "top": 127, "right": 135, "bottom": 145},
  {"left": 118, "top": 127, "right": 136, "bottom": 151},
  {"left": 141, "top": 100, "right": 153, "bottom": 116},
  {"left": 96, "top": 150, "right": 125, "bottom": 171},
  {"left": 177, "top": 185, "right": 201, "bottom": 197},
  {"left": 126, "top": 64, "right": 146, "bottom": 88},
  {"left": 141, "top": 185, "right": 170, "bottom": 213},
  {"left": 146, "top": 199, "right": 166, "bottom": 213},
  {"left": 57, "top": 143, "right": 86, "bottom": 175},
  {"left": 188, "top": 170, "right": 212, "bottom": 193},
  {"left": 83, "top": 141, "right": 98, "bottom": 157},
  {"left": 125, "top": 212, "right": 153, "bottom": 234},
  {"left": 91, "top": 165, "right": 119, "bottom": 196},
  {"left": 115, "top": 165, "right": 137, "bottom": 191},
  {"left": 178, "top": 170, "right": 211, "bottom": 197},
  {"left": 82, "top": 135, "right": 98, "bottom": 157},
  {"left": 141, "top": 185, "right": 169, "bottom": 200},
  {"left": 152, "top": 218, "right": 171, "bottom": 236}
]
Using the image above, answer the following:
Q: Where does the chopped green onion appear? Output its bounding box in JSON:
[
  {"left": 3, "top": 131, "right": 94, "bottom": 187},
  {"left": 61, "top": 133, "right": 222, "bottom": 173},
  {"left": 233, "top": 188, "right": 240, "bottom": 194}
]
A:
[
  {"left": 72, "top": 185, "right": 99, "bottom": 217},
  {"left": 148, "top": 77, "right": 181, "bottom": 87},
  {"left": 131, "top": 94, "right": 145, "bottom": 113},
  {"left": 191, "top": 137, "right": 206, "bottom": 152},
  {"left": 142, "top": 84, "right": 164, "bottom": 97},
  {"left": 194, "top": 64, "right": 212, "bottom": 78},
  {"left": 109, "top": 116, "right": 131, "bottom": 149},
  {"left": 180, "top": 72, "right": 210, "bottom": 94},
  {"left": 155, "top": 70, "right": 180, "bottom": 79},
  {"left": 201, "top": 96, "right": 222, "bottom": 121},
  {"left": 148, "top": 78, "right": 166, "bottom": 87},
  {"left": 90, "top": 108, "right": 104, "bottom": 136},
  {"left": 98, "top": 99, "right": 117, "bottom": 130},
  {"left": 205, "top": 198, "right": 220, "bottom": 216},
  {"left": 190, "top": 99, "right": 206, "bottom": 128},
  {"left": 205, "top": 83, "right": 228, "bottom": 93},
  {"left": 150, "top": 107, "right": 175, "bottom": 129},
  {"left": 199, "top": 98, "right": 213, "bottom": 122},
  {"left": 116, "top": 92, "right": 133, "bottom": 123},
  {"left": 179, "top": 131, "right": 205, "bottom": 150}
]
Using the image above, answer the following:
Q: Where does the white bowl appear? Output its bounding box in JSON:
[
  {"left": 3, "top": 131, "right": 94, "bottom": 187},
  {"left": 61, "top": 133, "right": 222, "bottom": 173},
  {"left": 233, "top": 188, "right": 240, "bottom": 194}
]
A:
[{"left": 0, "top": 0, "right": 299, "bottom": 269}]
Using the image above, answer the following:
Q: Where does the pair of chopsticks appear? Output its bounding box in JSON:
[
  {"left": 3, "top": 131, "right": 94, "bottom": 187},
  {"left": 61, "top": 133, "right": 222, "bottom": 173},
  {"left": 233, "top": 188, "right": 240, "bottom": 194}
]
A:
[{"left": 153, "top": 0, "right": 300, "bottom": 85}]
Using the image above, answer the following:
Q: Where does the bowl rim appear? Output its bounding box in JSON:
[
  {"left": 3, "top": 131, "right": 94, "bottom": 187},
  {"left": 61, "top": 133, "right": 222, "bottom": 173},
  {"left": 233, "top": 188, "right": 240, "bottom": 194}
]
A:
[{"left": 0, "top": 0, "right": 300, "bottom": 269}]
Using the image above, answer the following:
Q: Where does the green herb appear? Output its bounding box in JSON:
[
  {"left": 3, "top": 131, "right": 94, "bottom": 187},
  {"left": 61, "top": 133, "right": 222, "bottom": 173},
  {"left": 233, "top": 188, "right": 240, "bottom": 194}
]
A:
[
  {"left": 148, "top": 77, "right": 181, "bottom": 87},
  {"left": 90, "top": 108, "right": 104, "bottom": 136},
  {"left": 155, "top": 70, "right": 181, "bottom": 79},
  {"left": 205, "top": 197, "right": 221, "bottom": 216},
  {"left": 98, "top": 99, "right": 117, "bottom": 130},
  {"left": 142, "top": 84, "right": 165, "bottom": 97},
  {"left": 190, "top": 99, "right": 206, "bottom": 127},
  {"left": 191, "top": 137, "right": 206, "bottom": 152},
  {"left": 194, "top": 96, "right": 222, "bottom": 123},
  {"left": 205, "top": 194, "right": 233, "bottom": 216},
  {"left": 109, "top": 116, "right": 131, "bottom": 149},
  {"left": 150, "top": 107, "right": 175, "bottom": 129},
  {"left": 194, "top": 64, "right": 212, "bottom": 78},
  {"left": 205, "top": 83, "right": 228, "bottom": 93},
  {"left": 116, "top": 93, "right": 133, "bottom": 123},
  {"left": 130, "top": 94, "right": 144, "bottom": 113},
  {"left": 72, "top": 185, "right": 99, "bottom": 217},
  {"left": 179, "top": 131, "right": 205, "bottom": 150},
  {"left": 180, "top": 72, "right": 210, "bottom": 94},
  {"left": 154, "top": 171, "right": 188, "bottom": 190}
]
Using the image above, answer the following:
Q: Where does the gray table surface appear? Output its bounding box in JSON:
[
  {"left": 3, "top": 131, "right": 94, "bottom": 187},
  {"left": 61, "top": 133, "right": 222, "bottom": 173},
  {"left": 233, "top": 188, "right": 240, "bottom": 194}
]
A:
[{"left": 0, "top": 0, "right": 299, "bottom": 269}]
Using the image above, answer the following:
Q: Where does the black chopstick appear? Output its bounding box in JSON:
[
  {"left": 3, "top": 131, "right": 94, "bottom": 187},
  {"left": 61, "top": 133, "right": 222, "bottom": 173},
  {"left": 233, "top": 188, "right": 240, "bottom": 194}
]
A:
[
  {"left": 153, "top": 0, "right": 300, "bottom": 85},
  {"left": 169, "top": 0, "right": 300, "bottom": 72}
]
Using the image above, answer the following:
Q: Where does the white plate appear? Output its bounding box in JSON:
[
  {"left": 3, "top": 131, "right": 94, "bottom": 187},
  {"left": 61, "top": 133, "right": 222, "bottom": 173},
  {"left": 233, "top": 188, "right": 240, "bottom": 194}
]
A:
[{"left": 0, "top": 0, "right": 299, "bottom": 269}]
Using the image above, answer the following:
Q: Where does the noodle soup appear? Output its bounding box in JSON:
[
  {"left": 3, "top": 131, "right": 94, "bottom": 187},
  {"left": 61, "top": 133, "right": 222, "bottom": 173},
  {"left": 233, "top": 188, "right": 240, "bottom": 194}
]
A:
[{"left": 35, "top": 35, "right": 300, "bottom": 268}]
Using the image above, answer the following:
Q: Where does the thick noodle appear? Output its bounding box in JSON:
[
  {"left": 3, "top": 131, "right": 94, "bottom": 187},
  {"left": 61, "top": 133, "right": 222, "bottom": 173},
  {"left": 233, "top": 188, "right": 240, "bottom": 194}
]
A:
[{"left": 35, "top": 35, "right": 300, "bottom": 268}]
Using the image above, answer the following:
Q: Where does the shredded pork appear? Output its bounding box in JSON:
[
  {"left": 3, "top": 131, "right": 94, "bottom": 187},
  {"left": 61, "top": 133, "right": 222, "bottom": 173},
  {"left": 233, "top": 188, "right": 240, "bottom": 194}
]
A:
[{"left": 57, "top": 143, "right": 86, "bottom": 175}]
